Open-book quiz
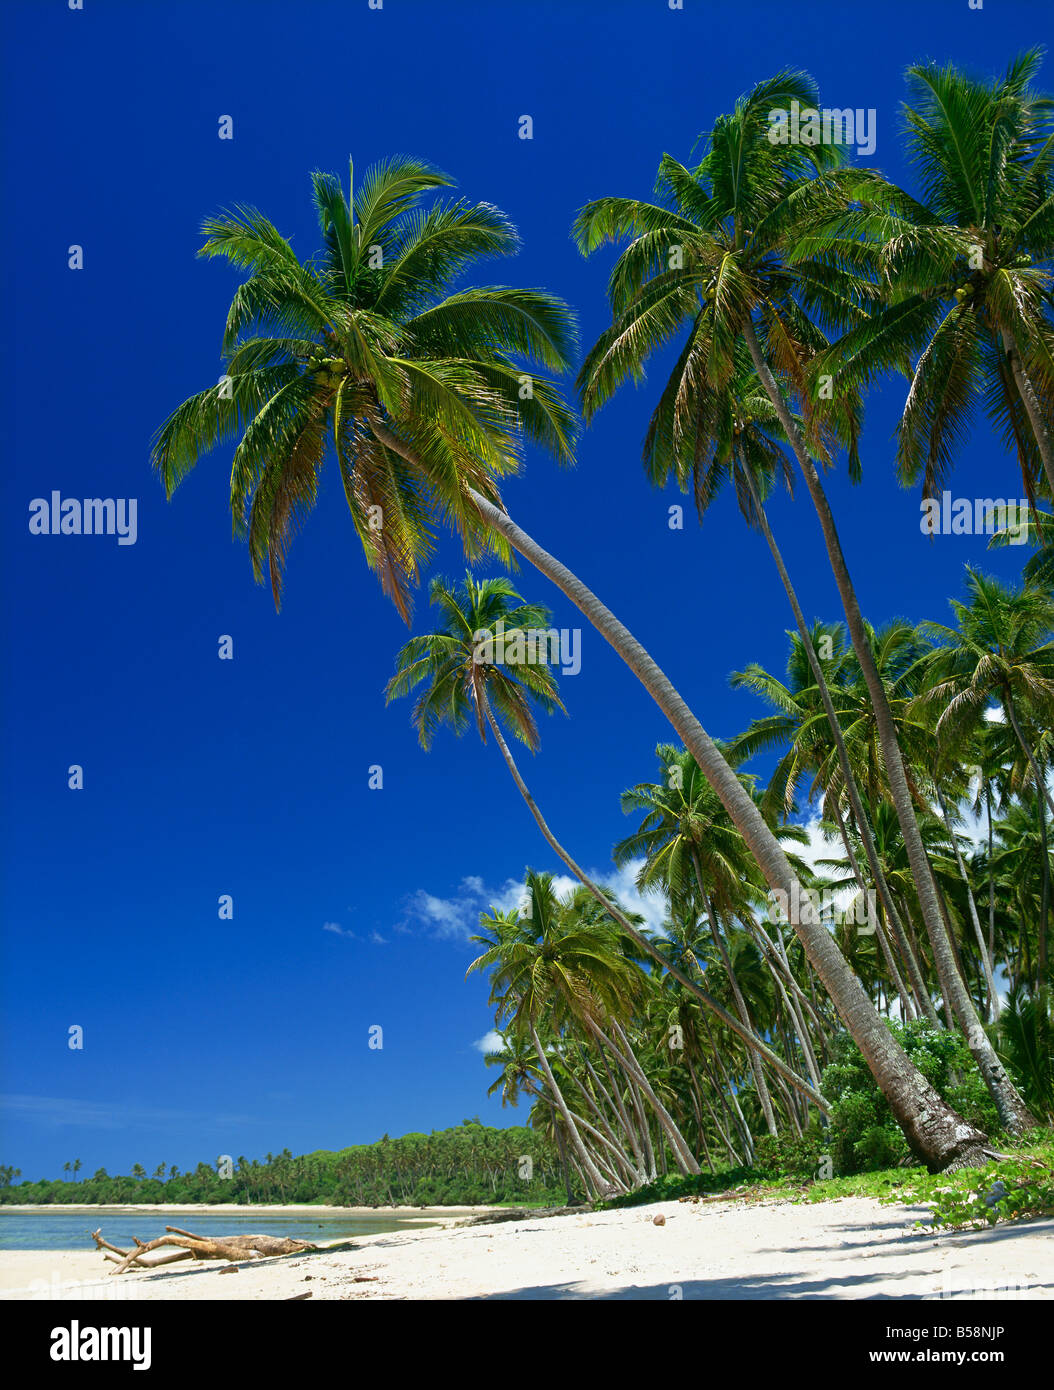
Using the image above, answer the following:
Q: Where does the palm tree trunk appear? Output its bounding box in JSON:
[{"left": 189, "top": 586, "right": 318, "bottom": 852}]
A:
[
  {"left": 762, "top": 937, "right": 824, "bottom": 1095},
  {"left": 936, "top": 787, "right": 1000, "bottom": 1020},
  {"left": 699, "top": 1081, "right": 743, "bottom": 1166},
  {"left": 621, "top": 1066, "right": 658, "bottom": 1180},
  {"left": 692, "top": 867, "right": 778, "bottom": 1137},
  {"left": 578, "top": 1046, "right": 648, "bottom": 1181},
  {"left": 741, "top": 461, "right": 934, "bottom": 1023},
  {"left": 461, "top": 479, "right": 991, "bottom": 1165},
  {"left": 528, "top": 1020, "right": 609, "bottom": 1196},
  {"left": 589, "top": 1019, "right": 700, "bottom": 1175},
  {"left": 742, "top": 319, "right": 1036, "bottom": 1136},
  {"left": 772, "top": 1067, "right": 804, "bottom": 1136},
  {"left": 986, "top": 781, "right": 997, "bottom": 966},
  {"left": 552, "top": 1121, "right": 576, "bottom": 1204},
  {"left": 743, "top": 914, "right": 832, "bottom": 1047},
  {"left": 574, "top": 1134, "right": 623, "bottom": 1193},
  {"left": 561, "top": 1101, "right": 635, "bottom": 1189},
  {"left": 1001, "top": 327, "right": 1054, "bottom": 497},
  {"left": 479, "top": 689, "right": 824, "bottom": 1110},
  {"left": 699, "top": 1029, "right": 753, "bottom": 1165},
  {"left": 684, "top": 1059, "right": 717, "bottom": 1173},
  {"left": 743, "top": 915, "right": 827, "bottom": 1070},
  {"left": 1003, "top": 691, "right": 1054, "bottom": 824},
  {"left": 828, "top": 796, "right": 917, "bottom": 1021},
  {"left": 849, "top": 808, "right": 941, "bottom": 1027},
  {"left": 563, "top": 1065, "right": 639, "bottom": 1184}
]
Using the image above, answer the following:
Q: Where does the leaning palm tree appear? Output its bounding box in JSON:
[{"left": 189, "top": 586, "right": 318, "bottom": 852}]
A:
[
  {"left": 474, "top": 937, "right": 608, "bottom": 1198},
  {"left": 153, "top": 156, "right": 578, "bottom": 618},
  {"left": 731, "top": 623, "right": 941, "bottom": 1025},
  {"left": 156, "top": 157, "right": 988, "bottom": 1169},
  {"left": 615, "top": 742, "right": 799, "bottom": 1137},
  {"left": 646, "top": 346, "right": 899, "bottom": 903},
  {"left": 918, "top": 569, "right": 1054, "bottom": 1020},
  {"left": 470, "top": 872, "right": 695, "bottom": 1190},
  {"left": 575, "top": 74, "right": 1035, "bottom": 1133},
  {"left": 386, "top": 573, "right": 813, "bottom": 1119}
]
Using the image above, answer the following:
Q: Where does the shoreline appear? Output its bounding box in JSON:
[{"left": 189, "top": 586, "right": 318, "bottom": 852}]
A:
[
  {"left": 2, "top": 1195, "right": 1052, "bottom": 1300},
  {"left": 0, "top": 1203, "right": 497, "bottom": 1215}
]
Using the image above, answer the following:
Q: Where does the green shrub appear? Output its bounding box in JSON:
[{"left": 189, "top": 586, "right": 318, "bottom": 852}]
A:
[
  {"left": 752, "top": 1132, "right": 826, "bottom": 1180},
  {"left": 820, "top": 1020, "right": 1002, "bottom": 1175}
]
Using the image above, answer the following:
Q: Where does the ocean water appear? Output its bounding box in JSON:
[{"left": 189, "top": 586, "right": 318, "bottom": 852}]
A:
[{"left": 0, "top": 1207, "right": 443, "bottom": 1252}]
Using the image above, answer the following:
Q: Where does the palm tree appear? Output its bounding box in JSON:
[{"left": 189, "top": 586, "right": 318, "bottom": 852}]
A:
[
  {"left": 485, "top": 1035, "right": 576, "bottom": 1201},
  {"left": 470, "top": 880, "right": 630, "bottom": 1194},
  {"left": 615, "top": 742, "right": 809, "bottom": 1137},
  {"left": 151, "top": 154, "right": 828, "bottom": 1104},
  {"left": 658, "top": 352, "right": 919, "bottom": 965},
  {"left": 157, "top": 155, "right": 989, "bottom": 1170},
  {"left": 575, "top": 76, "right": 1034, "bottom": 1132},
  {"left": 812, "top": 50, "right": 1054, "bottom": 498},
  {"left": 917, "top": 569, "right": 1054, "bottom": 825},
  {"left": 989, "top": 795, "right": 1052, "bottom": 993},
  {"left": 730, "top": 623, "right": 940, "bottom": 1025},
  {"left": 387, "top": 574, "right": 822, "bottom": 1114},
  {"left": 153, "top": 156, "right": 578, "bottom": 618},
  {"left": 919, "top": 573, "right": 1054, "bottom": 1054},
  {"left": 996, "top": 987, "right": 1054, "bottom": 1122}
]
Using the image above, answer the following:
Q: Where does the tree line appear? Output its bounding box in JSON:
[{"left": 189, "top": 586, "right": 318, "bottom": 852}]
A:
[{"left": 0, "top": 1122, "right": 565, "bottom": 1207}]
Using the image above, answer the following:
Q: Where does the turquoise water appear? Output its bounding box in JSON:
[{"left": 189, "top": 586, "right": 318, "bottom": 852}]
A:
[{"left": 0, "top": 1207, "right": 442, "bottom": 1251}]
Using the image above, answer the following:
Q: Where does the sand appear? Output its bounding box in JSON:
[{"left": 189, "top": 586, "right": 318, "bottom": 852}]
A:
[{"left": 2, "top": 1195, "right": 1052, "bottom": 1300}]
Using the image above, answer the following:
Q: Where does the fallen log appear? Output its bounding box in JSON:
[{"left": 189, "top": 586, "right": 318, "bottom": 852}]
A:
[
  {"left": 92, "top": 1230, "right": 193, "bottom": 1270},
  {"left": 92, "top": 1226, "right": 320, "bottom": 1276}
]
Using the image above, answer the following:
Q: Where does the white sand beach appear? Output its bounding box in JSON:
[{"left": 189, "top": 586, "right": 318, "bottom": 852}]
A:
[{"left": 3, "top": 1196, "right": 1051, "bottom": 1301}]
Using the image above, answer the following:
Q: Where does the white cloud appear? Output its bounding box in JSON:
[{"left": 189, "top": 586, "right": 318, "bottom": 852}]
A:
[
  {"left": 472, "top": 1030, "right": 504, "bottom": 1055},
  {"left": 370, "top": 930, "right": 388, "bottom": 945},
  {"left": 781, "top": 807, "right": 843, "bottom": 877},
  {"left": 403, "top": 859, "right": 668, "bottom": 942},
  {"left": 781, "top": 805, "right": 857, "bottom": 915},
  {"left": 403, "top": 877, "right": 517, "bottom": 941},
  {"left": 323, "top": 921, "right": 356, "bottom": 939},
  {"left": 542, "top": 860, "right": 668, "bottom": 936}
]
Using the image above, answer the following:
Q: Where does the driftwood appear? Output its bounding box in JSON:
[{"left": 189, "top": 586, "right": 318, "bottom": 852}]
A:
[
  {"left": 459, "top": 1204, "right": 586, "bottom": 1227},
  {"left": 92, "top": 1226, "right": 320, "bottom": 1276},
  {"left": 678, "top": 1186, "right": 756, "bottom": 1204}
]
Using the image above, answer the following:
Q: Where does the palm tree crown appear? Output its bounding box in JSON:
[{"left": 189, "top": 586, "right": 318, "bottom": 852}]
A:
[{"left": 153, "top": 157, "right": 578, "bottom": 616}]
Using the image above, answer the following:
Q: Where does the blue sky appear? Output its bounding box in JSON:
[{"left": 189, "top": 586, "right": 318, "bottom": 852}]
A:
[{"left": 1, "top": 0, "right": 1048, "bottom": 1180}]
